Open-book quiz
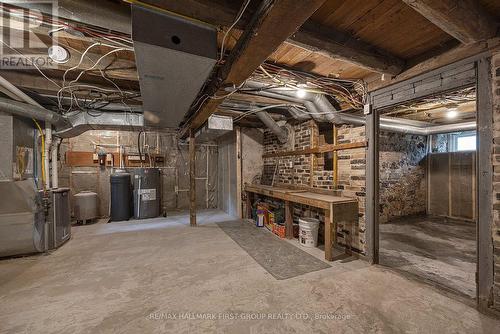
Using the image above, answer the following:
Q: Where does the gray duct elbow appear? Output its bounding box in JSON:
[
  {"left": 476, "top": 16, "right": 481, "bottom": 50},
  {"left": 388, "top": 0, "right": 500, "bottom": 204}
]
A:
[{"left": 256, "top": 111, "right": 288, "bottom": 144}]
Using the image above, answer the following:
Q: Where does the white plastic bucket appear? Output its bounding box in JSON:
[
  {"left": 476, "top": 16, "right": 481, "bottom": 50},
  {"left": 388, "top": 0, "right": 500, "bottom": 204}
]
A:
[
  {"left": 256, "top": 214, "right": 264, "bottom": 227},
  {"left": 298, "top": 217, "right": 320, "bottom": 248}
]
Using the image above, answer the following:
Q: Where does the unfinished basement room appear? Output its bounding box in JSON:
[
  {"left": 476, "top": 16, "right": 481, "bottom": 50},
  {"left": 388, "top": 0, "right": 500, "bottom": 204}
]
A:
[{"left": 1, "top": 0, "right": 500, "bottom": 333}]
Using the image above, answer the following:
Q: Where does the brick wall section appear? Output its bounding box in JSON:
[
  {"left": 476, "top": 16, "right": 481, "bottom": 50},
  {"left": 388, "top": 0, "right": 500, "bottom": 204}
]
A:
[
  {"left": 491, "top": 52, "right": 500, "bottom": 311},
  {"left": 263, "top": 121, "right": 314, "bottom": 186},
  {"left": 263, "top": 121, "right": 368, "bottom": 253},
  {"left": 262, "top": 120, "right": 430, "bottom": 254},
  {"left": 336, "top": 125, "right": 367, "bottom": 251}
]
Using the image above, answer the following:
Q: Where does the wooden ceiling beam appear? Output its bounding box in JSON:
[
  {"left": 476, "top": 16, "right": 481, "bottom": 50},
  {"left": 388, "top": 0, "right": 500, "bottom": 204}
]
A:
[
  {"left": 366, "top": 38, "right": 499, "bottom": 91},
  {"left": 402, "top": 0, "right": 498, "bottom": 44},
  {"left": 180, "top": 0, "right": 327, "bottom": 137},
  {"left": 291, "top": 21, "right": 405, "bottom": 76},
  {"left": 144, "top": 0, "right": 404, "bottom": 75}
]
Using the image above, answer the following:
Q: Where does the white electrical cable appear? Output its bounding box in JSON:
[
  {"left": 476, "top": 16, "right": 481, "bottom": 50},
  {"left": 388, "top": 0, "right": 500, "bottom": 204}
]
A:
[
  {"left": 68, "top": 47, "right": 131, "bottom": 86},
  {"left": 219, "top": 0, "right": 251, "bottom": 62},
  {"left": 233, "top": 104, "right": 297, "bottom": 121}
]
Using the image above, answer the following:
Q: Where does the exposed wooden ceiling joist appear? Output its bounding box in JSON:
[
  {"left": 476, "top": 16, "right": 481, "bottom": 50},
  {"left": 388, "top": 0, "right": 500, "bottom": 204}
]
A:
[
  {"left": 366, "top": 38, "right": 499, "bottom": 91},
  {"left": 292, "top": 21, "right": 405, "bottom": 76},
  {"left": 402, "top": 0, "right": 498, "bottom": 44},
  {"left": 143, "top": 0, "right": 404, "bottom": 75},
  {"left": 180, "top": 0, "right": 327, "bottom": 137}
]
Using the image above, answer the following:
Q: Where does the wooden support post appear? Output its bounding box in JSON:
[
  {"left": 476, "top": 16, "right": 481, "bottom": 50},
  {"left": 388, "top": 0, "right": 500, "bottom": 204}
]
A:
[
  {"left": 476, "top": 57, "right": 494, "bottom": 310},
  {"left": 189, "top": 129, "right": 196, "bottom": 226},
  {"left": 324, "top": 207, "right": 333, "bottom": 261},
  {"left": 365, "top": 103, "right": 379, "bottom": 264},
  {"left": 285, "top": 201, "right": 293, "bottom": 239}
]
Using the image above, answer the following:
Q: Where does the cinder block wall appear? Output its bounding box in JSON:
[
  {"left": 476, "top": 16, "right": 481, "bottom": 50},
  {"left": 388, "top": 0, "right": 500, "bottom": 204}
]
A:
[{"left": 491, "top": 52, "right": 500, "bottom": 311}]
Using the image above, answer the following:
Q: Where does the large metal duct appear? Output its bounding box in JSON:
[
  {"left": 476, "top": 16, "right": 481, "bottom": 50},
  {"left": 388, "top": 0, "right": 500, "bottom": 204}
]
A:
[
  {"left": 54, "top": 111, "right": 143, "bottom": 138},
  {"left": 236, "top": 81, "right": 477, "bottom": 135},
  {"left": 132, "top": 5, "right": 217, "bottom": 128},
  {"left": 255, "top": 111, "right": 288, "bottom": 143}
]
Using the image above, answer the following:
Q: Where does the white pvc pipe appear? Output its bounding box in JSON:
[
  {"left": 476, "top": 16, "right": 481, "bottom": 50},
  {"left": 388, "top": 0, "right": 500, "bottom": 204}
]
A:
[{"left": 0, "top": 75, "right": 43, "bottom": 107}]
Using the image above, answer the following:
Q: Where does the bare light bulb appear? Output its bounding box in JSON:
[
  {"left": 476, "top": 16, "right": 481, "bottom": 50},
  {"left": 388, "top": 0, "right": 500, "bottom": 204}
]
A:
[
  {"left": 446, "top": 108, "right": 458, "bottom": 119},
  {"left": 296, "top": 88, "right": 307, "bottom": 98}
]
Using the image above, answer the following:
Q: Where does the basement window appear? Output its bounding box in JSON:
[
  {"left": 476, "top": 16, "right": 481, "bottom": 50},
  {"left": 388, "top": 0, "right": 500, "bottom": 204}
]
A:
[
  {"left": 456, "top": 135, "right": 476, "bottom": 151},
  {"left": 451, "top": 131, "right": 476, "bottom": 152}
]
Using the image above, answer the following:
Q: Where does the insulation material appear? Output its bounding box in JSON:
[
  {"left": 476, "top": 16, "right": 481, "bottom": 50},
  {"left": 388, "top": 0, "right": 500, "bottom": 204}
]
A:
[
  {"left": 196, "top": 178, "right": 207, "bottom": 208},
  {"left": 241, "top": 128, "right": 264, "bottom": 185},
  {"left": 217, "top": 131, "right": 238, "bottom": 217},
  {"left": 61, "top": 129, "right": 218, "bottom": 216},
  {"left": 161, "top": 168, "right": 177, "bottom": 211},
  {"left": 97, "top": 169, "right": 111, "bottom": 217},
  {"left": 428, "top": 152, "right": 476, "bottom": 220},
  {"left": 177, "top": 191, "right": 190, "bottom": 210},
  {"left": 195, "top": 145, "right": 207, "bottom": 178},
  {"left": 176, "top": 146, "right": 190, "bottom": 193},
  {"left": 428, "top": 153, "right": 450, "bottom": 216},
  {"left": 450, "top": 152, "right": 475, "bottom": 219},
  {"left": 207, "top": 146, "right": 218, "bottom": 209}
]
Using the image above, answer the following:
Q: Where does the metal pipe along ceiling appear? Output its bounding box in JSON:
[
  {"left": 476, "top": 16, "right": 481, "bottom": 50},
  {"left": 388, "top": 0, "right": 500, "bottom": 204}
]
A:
[
  {"left": 0, "top": 97, "right": 62, "bottom": 123},
  {"left": 237, "top": 81, "right": 477, "bottom": 135}
]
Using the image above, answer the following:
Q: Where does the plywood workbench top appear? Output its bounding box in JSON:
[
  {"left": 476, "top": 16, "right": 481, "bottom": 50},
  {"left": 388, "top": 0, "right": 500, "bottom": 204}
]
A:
[{"left": 244, "top": 184, "right": 357, "bottom": 205}]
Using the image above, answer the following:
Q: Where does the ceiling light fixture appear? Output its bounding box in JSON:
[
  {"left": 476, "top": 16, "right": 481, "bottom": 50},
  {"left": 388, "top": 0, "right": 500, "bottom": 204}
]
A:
[
  {"left": 48, "top": 45, "right": 70, "bottom": 64},
  {"left": 446, "top": 107, "right": 458, "bottom": 119}
]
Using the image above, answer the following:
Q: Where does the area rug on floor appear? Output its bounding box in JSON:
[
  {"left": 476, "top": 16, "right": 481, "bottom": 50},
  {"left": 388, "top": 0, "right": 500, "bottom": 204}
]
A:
[{"left": 217, "top": 220, "right": 330, "bottom": 280}]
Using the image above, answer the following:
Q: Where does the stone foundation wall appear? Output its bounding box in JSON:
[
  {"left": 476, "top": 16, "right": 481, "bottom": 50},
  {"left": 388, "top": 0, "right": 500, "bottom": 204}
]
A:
[{"left": 379, "top": 132, "right": 427, "bottom": 223}]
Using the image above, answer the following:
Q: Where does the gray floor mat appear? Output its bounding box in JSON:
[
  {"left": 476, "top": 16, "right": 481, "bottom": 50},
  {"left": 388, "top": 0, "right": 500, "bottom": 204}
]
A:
[{"left": 217, "top": 220, "right": 330, "bottom": 280}]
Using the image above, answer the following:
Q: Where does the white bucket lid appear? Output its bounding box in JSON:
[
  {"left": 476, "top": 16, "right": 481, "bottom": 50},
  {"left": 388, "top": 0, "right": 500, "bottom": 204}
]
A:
[{"left": 299, "top": 217, "right": 320, "bottom": 225}]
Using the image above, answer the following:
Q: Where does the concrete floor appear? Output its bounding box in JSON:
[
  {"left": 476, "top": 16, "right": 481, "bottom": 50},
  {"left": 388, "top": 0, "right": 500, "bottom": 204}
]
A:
[
  {"left": 380, "top": 215, "right": 476, "bottom": 299},
  {"left": 1, "top": 210, "right": 498, "bottom": 333}
]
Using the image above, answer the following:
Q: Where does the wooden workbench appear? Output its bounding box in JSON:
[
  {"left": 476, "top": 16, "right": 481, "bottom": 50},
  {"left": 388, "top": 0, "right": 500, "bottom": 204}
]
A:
[{"left": 245, "top": 184, "right": 358, "bottom": 261}]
